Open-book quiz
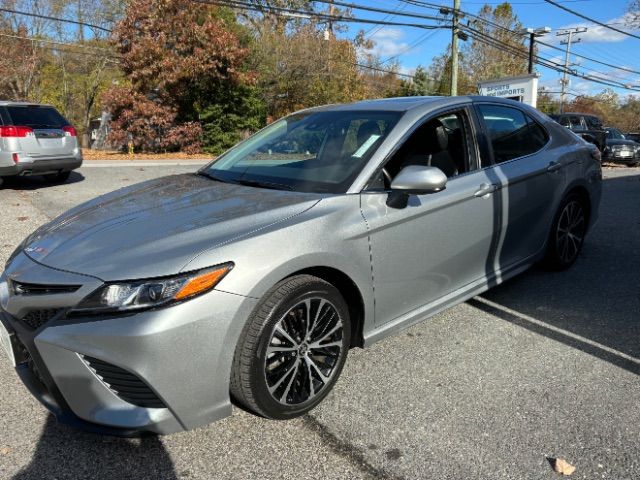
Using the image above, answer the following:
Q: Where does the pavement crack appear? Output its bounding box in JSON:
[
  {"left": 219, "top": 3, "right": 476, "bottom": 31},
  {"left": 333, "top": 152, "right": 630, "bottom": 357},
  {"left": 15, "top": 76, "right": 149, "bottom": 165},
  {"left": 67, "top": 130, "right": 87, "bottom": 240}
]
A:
[{"left": 302, "top": 414, "right": 407, "bottom": 480}]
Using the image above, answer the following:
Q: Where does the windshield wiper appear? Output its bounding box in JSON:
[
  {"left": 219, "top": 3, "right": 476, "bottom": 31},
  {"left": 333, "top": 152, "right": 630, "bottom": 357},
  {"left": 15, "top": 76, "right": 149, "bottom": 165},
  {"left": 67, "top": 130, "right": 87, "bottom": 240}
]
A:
[
  {"left": 197, "top": 171, "right": 228, "bottom": 183},
  {"left": 233, "top": 179, "right": 293, "bottom": 191},
  {"left": 197, "top": 171, "right": 293, "bottom": 191}
]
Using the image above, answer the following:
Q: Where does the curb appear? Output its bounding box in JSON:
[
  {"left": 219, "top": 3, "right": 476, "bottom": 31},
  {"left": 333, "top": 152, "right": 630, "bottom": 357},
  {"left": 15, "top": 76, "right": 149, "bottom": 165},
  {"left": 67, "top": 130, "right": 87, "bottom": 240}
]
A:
[{"left": 81, "top": 159, "right": 210, "bottom": 167}]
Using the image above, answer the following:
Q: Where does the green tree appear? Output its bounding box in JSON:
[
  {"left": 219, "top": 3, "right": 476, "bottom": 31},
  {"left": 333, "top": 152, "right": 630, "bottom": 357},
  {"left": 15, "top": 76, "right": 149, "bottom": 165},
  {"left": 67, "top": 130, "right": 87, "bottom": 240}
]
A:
[{"left": 398, "top": 66, "right": 437, "bottom": 96}]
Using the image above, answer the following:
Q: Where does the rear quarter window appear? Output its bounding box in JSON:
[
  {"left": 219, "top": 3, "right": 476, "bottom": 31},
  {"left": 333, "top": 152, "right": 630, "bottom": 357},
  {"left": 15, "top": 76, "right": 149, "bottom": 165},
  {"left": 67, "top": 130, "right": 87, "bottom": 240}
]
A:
[
  {"left": 5, "top": 106, "right": 68, "bottom": 128},
  {"left": 478, "top": 104, "right": 549, "bottom": 163}
]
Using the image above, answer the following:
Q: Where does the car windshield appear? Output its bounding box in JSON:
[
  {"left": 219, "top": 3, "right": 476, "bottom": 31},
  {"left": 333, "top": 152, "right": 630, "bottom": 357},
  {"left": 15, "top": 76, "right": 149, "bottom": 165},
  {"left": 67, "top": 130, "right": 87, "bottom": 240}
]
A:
[
  {"left": 5, "top": 105, "right": 68, "bottom": 129},
  {"left": 607, "top": 129, "right": 625, "bottom": 140},
  {"left": 201, "top": 110, "right": 402, "bottom": 193}
]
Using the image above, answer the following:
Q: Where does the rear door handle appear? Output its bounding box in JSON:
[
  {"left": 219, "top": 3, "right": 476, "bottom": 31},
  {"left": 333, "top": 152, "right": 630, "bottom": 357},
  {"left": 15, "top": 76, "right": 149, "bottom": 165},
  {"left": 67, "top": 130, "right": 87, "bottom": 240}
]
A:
[
  {"left": 474, "top": 183, "right": 499, "bottom": 197},
  {"left": 547, "top": 161, "right": 562, "bottom": 172}
]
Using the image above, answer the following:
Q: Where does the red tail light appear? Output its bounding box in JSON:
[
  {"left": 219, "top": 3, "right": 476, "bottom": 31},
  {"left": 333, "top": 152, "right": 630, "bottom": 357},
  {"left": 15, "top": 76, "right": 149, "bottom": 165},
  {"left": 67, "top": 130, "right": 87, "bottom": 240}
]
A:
[
  {"left": 0, "top": 126, "right": 34, "bottom": 137},
  {"left": 62, "top": 125, "right": 77, "bottom": 137}
]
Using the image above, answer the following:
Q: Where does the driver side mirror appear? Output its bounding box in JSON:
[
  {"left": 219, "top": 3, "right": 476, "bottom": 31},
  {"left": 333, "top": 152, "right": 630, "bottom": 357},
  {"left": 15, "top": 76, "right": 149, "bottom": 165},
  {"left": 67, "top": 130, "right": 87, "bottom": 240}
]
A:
[{"left": 387, "top": 165, "right": 448, "bottom": 208}]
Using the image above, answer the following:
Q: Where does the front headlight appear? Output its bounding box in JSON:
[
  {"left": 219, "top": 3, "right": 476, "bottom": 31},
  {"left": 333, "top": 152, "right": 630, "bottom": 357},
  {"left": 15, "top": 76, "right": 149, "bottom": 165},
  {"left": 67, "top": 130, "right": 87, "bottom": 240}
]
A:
[{"left": 72, "top": 263, "right": 233, "bottom": 314}]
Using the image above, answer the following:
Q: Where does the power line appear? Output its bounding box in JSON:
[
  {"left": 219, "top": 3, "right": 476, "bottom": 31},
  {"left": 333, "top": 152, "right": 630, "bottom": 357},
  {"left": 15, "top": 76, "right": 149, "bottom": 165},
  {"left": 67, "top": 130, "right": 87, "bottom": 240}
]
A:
[
  {"left": 0, "top": 7, "right": 112, "bottom": 33},
  {"left": 313, "top": 0, "right": 444, "bottom": 23},
  {"left": 460, "top": 24, "right": 640, "bottom": 92},
  {"left": 399, "top": 1, "right": 640, "bottom": 85},
  {"left": 380, "top": 28, "right": 440, "bottom": 64},
  {"left": 542, "top": 0, "right": 640, "bottom": 41},
  {"left": 399, "top": 0, "right": 634, "bottom": 71},
  {"left": 362, "top": 1, "right": 408, "bottom": 38},
  {"left": 0, "top": 31, "right": 116, "bottom": 54},
  {"left": 201, "top": 0, "right": 444, "bottom": 30}
]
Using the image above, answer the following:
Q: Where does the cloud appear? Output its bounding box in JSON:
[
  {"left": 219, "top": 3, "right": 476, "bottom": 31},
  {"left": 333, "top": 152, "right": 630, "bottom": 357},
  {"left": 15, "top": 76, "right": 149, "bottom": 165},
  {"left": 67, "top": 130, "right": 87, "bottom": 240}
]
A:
[
  {"left": 362, "top": 28, "right": 410, "bottom": 58},
  {"left": 545, "top": 12, "right": 640, "bottom": 45},
  {"left": 397, "top": 65, "right": 416, "bottom": 77}
]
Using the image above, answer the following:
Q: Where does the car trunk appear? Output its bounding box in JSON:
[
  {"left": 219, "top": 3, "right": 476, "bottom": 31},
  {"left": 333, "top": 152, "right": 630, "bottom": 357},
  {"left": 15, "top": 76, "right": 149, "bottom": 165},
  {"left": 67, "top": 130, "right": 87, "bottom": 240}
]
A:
[{"left": 4, "top": 105, "right": 75, "bottom": 158}]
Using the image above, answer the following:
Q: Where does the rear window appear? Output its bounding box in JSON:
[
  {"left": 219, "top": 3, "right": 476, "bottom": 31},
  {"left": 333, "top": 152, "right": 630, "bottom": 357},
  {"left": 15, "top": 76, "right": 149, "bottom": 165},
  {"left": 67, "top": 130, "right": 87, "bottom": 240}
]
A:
[{"left": 5, "top": 106, "right": 68, "bottom": 128}]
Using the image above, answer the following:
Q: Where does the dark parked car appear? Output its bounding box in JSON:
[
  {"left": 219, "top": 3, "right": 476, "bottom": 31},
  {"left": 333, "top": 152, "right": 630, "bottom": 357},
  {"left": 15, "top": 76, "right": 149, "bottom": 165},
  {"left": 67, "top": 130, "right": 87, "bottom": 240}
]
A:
[
  {"left": 603, "top": 127, "right": 640, "bottom": 166},
  {"left": 549, "top": 113, "right": 606, "bottom": 152}
]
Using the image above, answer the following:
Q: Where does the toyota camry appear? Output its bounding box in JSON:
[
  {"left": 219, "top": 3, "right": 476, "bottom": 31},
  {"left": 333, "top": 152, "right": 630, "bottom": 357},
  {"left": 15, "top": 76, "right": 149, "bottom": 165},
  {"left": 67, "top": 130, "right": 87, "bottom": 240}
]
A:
[{"left": 0, "top": 96, "right": 602, "bottom": 435}]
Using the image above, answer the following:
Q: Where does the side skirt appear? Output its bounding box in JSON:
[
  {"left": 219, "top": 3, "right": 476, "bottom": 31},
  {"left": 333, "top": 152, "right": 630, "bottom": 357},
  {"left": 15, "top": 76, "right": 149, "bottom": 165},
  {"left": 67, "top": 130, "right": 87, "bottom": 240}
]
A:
[{"left": 362, "top": 259, "right": 535, "bottom": 348}]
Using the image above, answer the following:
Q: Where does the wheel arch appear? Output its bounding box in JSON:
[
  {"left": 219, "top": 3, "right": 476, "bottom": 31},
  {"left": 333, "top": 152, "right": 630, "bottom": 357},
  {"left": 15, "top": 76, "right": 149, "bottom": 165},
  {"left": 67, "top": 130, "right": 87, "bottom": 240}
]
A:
[
  {"left": 564, "top": 182, "right": 592, "bottom": 227},
  {"left": 283, "top": 266, "right": 366, "bottom": 349}
]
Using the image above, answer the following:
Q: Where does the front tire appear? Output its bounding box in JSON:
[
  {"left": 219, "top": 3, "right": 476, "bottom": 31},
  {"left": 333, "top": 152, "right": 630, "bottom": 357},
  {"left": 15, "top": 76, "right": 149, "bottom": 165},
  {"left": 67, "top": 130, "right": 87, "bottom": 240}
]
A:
[
  {"left": 543, "top": 193, "right": 588, "bottom": 271},
  {"left": 230, "top": 275, "right": 350, "bottom": 419}
]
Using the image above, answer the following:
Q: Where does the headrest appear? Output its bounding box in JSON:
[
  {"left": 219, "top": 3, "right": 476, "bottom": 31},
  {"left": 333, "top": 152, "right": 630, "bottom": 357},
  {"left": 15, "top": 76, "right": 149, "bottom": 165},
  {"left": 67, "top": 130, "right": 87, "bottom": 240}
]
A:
[
  {"left": 423, "top": 119, "right": 448, "bottom": 152},
  {"left": 356, "top": 121, "right": 382, "bottom": 146}
]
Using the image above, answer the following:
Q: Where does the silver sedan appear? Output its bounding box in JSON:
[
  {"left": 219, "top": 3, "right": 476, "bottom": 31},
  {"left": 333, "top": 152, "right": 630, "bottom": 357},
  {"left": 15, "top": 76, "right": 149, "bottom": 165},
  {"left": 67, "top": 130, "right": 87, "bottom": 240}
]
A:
[{"left": 0, "top": 96, "right": 602, "bottom": 435}]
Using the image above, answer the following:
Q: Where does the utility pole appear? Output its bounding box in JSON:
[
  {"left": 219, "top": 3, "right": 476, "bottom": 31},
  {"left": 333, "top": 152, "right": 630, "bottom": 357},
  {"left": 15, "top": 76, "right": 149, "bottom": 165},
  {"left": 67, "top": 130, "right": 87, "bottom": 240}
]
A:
[
  {"left": 450, "top": 0, "right": 460, "bottom": 96},
  {"left": 557, "top": 27, "right": 587, "bottom": 113},
  {"left": 328, "top": 0, "right": 334, "bottom": 37},
  {"left": 521, "top": 27, "right": 551, "bottom": 74}
]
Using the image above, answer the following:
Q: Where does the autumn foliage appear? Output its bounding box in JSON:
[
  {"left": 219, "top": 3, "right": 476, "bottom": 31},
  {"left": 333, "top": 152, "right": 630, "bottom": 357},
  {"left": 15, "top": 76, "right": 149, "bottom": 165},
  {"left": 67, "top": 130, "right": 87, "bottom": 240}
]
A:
[{"left": 103, "top": 0, "right": 253, "bottom": 153}]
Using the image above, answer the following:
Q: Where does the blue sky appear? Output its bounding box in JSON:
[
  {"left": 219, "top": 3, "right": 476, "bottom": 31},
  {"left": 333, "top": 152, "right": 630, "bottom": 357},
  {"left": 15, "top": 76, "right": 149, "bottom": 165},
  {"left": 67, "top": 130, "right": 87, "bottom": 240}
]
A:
[{"left": 338, "top": 0, "right": 640, "bottom": 98}]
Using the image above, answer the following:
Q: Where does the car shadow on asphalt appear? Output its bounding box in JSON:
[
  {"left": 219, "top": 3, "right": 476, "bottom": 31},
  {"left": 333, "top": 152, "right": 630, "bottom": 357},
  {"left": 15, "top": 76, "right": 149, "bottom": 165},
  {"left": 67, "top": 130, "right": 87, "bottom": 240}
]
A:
[
  {"left": 12, "top": 414, "right": 178, "bottom": 480},
  {"left": 1, "top": 171, "right": 85, "bottom": 191},
  {"left": 471, "top": 173, "right": 639, "bottom": 376}
]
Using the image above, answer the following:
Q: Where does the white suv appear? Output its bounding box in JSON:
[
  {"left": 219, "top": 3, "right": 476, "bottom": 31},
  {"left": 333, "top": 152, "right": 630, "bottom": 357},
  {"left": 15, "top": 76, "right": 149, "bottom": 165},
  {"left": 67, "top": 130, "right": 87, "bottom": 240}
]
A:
[{"left": 0, "top": 102, "right": 82, "bottom": 185}]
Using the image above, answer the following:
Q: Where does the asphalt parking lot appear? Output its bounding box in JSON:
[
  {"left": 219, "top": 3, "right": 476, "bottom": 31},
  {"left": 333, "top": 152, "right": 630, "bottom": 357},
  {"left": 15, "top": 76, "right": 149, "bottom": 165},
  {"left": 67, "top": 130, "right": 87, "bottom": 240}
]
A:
[{"left": 0, "top": 164, "right": 638, "bottom": 480}]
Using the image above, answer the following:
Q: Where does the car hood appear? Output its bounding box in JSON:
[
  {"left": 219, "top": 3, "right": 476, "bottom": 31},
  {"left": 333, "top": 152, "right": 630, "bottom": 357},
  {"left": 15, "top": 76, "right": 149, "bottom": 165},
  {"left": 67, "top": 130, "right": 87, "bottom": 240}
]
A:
[
  {"left": 21, "top": 174, "right": 321, "bottom": 281},
  {"left": 606, "top": 139, "right": 638, "bottom": 147}
]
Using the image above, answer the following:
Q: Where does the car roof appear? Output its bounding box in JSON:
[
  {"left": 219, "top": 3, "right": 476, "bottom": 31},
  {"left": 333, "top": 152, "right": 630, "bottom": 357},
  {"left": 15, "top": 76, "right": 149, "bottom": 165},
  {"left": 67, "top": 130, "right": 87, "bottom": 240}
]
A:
[
  {"left": 0, "top": 101, "right": 55, "bottom": 107},
  {"left": 557, "top": 112, "right": 599, "bottom": 117},
  {"left": 301, "top": 95, "right": 537, "bottom": 113}
]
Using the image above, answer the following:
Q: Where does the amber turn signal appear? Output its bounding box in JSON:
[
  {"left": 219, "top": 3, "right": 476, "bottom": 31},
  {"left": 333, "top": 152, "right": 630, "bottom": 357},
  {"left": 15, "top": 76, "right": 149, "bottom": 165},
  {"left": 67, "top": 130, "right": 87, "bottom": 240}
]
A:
[{"left": 175, "top": 264, "right": 233, "bottom": 300}]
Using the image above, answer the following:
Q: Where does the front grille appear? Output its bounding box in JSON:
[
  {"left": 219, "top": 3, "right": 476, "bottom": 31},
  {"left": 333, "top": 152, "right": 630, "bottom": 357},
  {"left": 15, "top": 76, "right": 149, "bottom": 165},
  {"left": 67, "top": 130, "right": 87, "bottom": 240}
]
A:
[
  {"left": 20, "top": 309, "right": 64, "bottom": 330},
  {"left": 82, "top": 355, "right": 166, "bottom": 409},
  {"left": 10, "top": 280, "right": 80, "bottom": 296}
]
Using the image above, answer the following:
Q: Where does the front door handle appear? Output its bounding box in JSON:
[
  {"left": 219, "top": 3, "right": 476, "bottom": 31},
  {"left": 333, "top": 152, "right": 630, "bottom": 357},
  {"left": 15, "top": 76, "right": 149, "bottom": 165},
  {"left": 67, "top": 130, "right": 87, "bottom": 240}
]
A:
[
  {"left": 474, "top": 183, "right": 499, "bottom": 197},
  {"left": 547, "top": 161, "right": 562, "bottom": 172}
]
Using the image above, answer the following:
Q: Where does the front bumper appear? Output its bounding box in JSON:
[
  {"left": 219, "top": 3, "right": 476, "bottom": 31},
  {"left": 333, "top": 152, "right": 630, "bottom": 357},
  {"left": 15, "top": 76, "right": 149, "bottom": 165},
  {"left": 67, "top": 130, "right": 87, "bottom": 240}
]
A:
[
  {"left": 602, "top": 151, "right": 640, "bottom": 165},
  {"left": 0, "top": 154, "right": 83, "bottom": 177},
  {"left": 1, "top": 253, "right": 257, "bottom": 435}
]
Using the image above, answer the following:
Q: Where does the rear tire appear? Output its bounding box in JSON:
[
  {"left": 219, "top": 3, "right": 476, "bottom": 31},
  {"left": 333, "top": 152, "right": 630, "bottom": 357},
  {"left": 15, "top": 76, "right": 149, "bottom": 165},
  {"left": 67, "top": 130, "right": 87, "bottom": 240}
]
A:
[
  {"left": 43, "top": 171, "right": 71, "bottom": 183},
  {"left": 230, "top": 275, "right": 350, "bottom": 420},
  {"left": 542, "top": 193, "right": 588, "bottom": 271}
]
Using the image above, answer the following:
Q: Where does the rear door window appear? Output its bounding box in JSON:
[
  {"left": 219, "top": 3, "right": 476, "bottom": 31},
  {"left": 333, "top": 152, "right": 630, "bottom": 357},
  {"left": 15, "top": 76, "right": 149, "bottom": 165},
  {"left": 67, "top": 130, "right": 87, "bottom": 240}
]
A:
[
  {"left": 478, "top": 104, "right": 549, "bottom": 164},
  {"left": 5, "top": 106, "right": 68, "bottom": 128},
  {"left": 585, "top": 116, "right": 602, "bottom": 129}
]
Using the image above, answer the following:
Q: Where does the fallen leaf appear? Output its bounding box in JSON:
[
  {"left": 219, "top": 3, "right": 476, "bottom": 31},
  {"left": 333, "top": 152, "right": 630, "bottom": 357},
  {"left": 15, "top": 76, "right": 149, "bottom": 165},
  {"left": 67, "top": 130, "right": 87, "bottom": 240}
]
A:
[
  {"left": 0, "top": 446, "right": 11, "bottom": 455},
  {"left": 16, "top": 217, "right": 28, "bottom": 221},
  {"left": 551, "top": 458, "right": 576, "bottom": 476}
]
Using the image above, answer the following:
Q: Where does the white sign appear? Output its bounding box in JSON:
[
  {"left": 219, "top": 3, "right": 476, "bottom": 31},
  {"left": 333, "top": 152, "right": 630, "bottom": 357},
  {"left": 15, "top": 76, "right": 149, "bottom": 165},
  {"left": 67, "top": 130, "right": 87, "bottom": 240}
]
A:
[{"left": 478, "top": 74, "right": 539, "bottom": 108}]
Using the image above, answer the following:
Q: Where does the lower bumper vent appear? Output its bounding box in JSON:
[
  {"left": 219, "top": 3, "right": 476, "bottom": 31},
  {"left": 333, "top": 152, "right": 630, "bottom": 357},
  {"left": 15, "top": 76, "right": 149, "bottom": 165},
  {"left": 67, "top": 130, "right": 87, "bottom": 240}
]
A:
[
  {"left": 21, "top": 309, "right": 64, "bottom": 330},
  {"left": 82, "top": 355, "right": 166, "bottom": 409}
]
